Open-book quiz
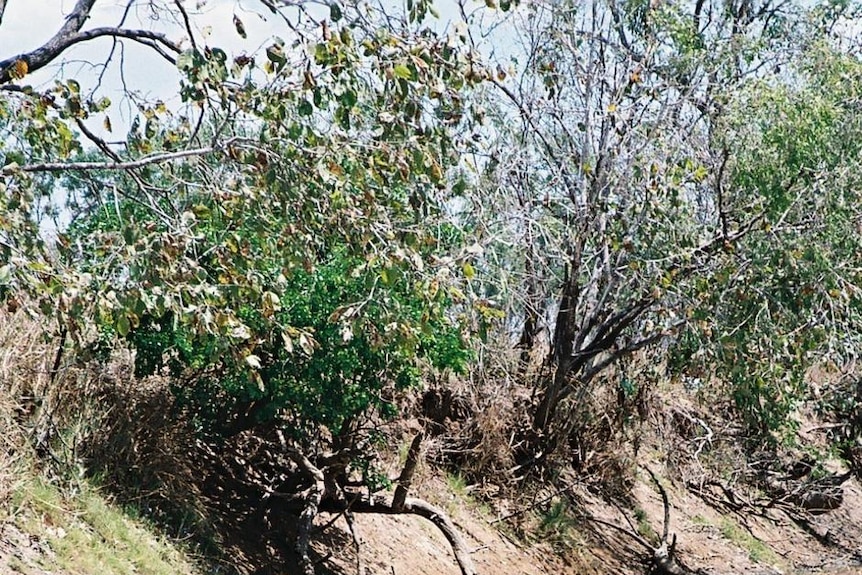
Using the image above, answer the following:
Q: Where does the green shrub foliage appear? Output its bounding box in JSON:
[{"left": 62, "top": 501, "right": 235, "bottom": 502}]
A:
[{"left": 125, "top": 249, "right": 468, "bottom": 438}]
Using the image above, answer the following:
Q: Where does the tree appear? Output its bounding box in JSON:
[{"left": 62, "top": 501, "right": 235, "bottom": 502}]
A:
[
  {"left": 472, "top": 0, "right": 862, "bottom": 455},
  {"left": 0, "top": 1, "right": 490, "bottom": 572}
]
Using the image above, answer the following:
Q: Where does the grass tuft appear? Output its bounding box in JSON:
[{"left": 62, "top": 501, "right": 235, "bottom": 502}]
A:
[{"left": 718, "top": 518, "right": 780, "bottom": 565}]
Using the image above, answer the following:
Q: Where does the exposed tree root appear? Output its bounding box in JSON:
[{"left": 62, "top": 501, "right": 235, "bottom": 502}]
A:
[
  {"left": 321, "top": 495, "right": 477, "bottom": 575},
  {"left": 393, "top": 431, "right": 423, "bottom": 511},
  {"left": 281, "top": 431, "right": 475, "bottom": 575},
  {"left": 287, "top": 448, "right": 327, "bottom": 575}
]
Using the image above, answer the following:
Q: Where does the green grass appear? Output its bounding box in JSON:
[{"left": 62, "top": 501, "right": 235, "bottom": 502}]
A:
[
  {"left": 718, "top": 518, "right": 779, "bottom": 565},
  {"left": 633, "top": 506, "right": 659, "bottom": 545},
  {"left": 538, "top": 499, "right": 582, "bottom": 552},
  {"left": 445, "top": 471, "right": 469, "bottom": 497},
  {"left": 8, "top": 476, "right": 200, "bottom": 575}
]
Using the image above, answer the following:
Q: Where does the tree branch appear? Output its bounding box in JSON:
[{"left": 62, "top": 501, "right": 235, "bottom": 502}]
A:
[
  {"left": 0, "top": 0, "right": 180, "bottom": 84},
  {"left": 0, "top": 0, "right": 96, "bottom": 84},
  {"left": 2, "top": 139, "right": 242, "bottom": 175}
]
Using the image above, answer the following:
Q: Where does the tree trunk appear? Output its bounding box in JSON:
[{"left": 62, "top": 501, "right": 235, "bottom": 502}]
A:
[{"left": 534, "top": 247, "right": 582, "bottom": 432}]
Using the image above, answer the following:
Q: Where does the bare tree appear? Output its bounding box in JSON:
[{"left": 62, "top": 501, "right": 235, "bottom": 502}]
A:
[{"left": 475, "top": 0, "right": 852, "bottom": 450}]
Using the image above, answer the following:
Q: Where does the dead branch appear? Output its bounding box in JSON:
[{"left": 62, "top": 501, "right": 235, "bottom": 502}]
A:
[
  {"left": 392, "top": 431, "right": 423, "bottom": 511},
  {"left": 1, "top": 138, "right": 243, "bottom": 175}
]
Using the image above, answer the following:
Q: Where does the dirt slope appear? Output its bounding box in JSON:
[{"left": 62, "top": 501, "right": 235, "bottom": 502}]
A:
[
  {"left": 6, "top": 461, "right": 862, "bottom": 575},
  {"left": 312, "top": 474, "right": 562, "bottom": 575}
]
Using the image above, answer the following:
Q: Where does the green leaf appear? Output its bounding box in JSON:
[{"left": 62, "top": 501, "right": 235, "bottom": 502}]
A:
[
  {"left": 176, "top": 50, "right": 196, "bottom": 71},
  {"left": 298, "top": 99, "right": 313, "bottom": 116},
  {"left": 340, "top": 89, "right": 357, "bottom": 107},
  {"left": 393, "top": 64, "right": 413, "bottom": 80},
  {"left": 116, "top": 315, "right": 130, "bottom": 337},
  {"left": 266, "top": 43, "right": 286, "bottom": 64}
]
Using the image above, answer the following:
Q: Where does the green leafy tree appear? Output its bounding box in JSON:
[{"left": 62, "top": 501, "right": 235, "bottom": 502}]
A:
[
  {"left": 0, "top": 1, "right": 492, "bottom": 572},
  {"left": 674, "top": 41, "right": 862, "bottom": 435}
]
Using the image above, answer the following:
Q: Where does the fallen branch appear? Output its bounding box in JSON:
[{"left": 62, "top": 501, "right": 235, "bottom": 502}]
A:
[
  {"left": 644, "top": 467, "right": 687, "bottom": 575},
  {"left": 273, "top": 430, "right": 473, "bottom": 575}
]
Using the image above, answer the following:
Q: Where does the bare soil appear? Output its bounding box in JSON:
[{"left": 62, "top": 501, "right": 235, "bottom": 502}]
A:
[{"left": 5, "top": 457, "right": 862, "bottom": 575}]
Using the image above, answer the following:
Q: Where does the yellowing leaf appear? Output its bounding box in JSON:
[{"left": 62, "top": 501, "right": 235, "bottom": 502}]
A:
[
  {"left": 230, "top": 323, "right": 252, "bottom": 339},
  {"left": 252, "top": 371, "right": 265, "bottom": 392},
  {"left": 262, "top": 291, "right": 280, "bottom": 316},
  {"left": 281, "top": 331, "right": 294, "bottom": 353},
  {"left": 607, "top": 103, "right": 618, "bottom": 113},
  {"left": 298, "top": 332, "right": 315, "bottom": 355},
  {"left": 12, "top": 59, "right": 28, "bottom": 79},
  {"left": 462, "top": 262, "right": 475, "bottom": 279},
  {"left": 393, "top": 64, "right": 412, "bottom": 80}
]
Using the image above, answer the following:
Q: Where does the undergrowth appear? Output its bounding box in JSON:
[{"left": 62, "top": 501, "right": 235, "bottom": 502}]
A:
[
  {"left": 8, "top": 476, "right": 199, "bottom": 575},
  {"left": 0, "top": 308, "right": 203, "bottom": 575}
]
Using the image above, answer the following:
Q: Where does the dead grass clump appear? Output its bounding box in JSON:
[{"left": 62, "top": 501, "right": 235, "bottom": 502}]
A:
[
  {"left": 421, "top": 366, "right": 532, "bottom": 494},
  {"left": 547, "top": 371, "right": 655, "bottom": 501},
  {"left": 0, "top": 308, "right": 63, "bottom": 508},
  {"left": 76, "top": 374, "right": 208, "bottom": 534}
]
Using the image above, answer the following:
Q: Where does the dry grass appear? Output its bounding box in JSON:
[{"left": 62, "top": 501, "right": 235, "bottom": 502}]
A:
[
  {"left": 0, "top": 307, "right": 203, "bottom": 575},
  {"left": 9, "top": 475, "right": 200, "bottom": 575},
  {"left": 0, "top": 308, "right": 56, "bottom": 509}
]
